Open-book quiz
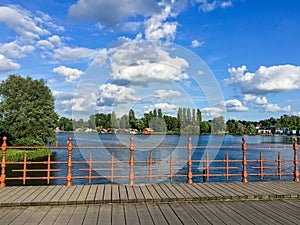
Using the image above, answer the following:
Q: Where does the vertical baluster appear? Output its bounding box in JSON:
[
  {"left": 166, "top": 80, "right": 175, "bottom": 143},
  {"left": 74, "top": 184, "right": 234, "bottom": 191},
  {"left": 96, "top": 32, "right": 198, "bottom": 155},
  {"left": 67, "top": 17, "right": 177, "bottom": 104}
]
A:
[
  {"left": 111, "top": 152, "right": 114, "bottom": 183},
  {"left": 47, "top": 153, "right": 51, "bottom": 184},
  {"left": 260, "top": 152, "right": 263, "bottom": 181},
  {"left": 293, "top": 138, "right": 299, "bottom": 182},
  {"left": 23, "top": 152, "right": 27, "bottom": 185},
  {"left": 170, "top": 151, "right": 173, "bottom": 183},
  {"left": 129, "top": 137, "right": 134, "bottom": 185},
  {"left": 187, "top": 137, "right": 193, "bottom": 184},
  {"left": 242, "top": 137, "right": 248, "bottom": 183},
  {"left": 278, "top": 152, "right": 282, "bottom": 180},
  {"left": 149, "top": 151, "right": 152, "bottom": 184},
  {"left": 66, "top": 137, "right": 73, "bottom": 186},
  {"left": 206, "top": 152, "right": 209, "bottom": 181},
  {"left": 226, "top": 152, "right": 229, "bottom": 182},
  {"left": 0, "top": 137, "right": 7, "bottom": 188},
  {"left": 89, "top": 152, "right": 92, "bottom": 183}
]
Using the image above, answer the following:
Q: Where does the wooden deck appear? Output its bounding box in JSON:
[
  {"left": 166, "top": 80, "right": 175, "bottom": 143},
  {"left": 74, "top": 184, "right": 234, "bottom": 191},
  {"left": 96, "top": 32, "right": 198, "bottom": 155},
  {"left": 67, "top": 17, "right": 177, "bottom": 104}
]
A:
[{"left": 0, "top": 181, "right": 299, "bottom": 224}]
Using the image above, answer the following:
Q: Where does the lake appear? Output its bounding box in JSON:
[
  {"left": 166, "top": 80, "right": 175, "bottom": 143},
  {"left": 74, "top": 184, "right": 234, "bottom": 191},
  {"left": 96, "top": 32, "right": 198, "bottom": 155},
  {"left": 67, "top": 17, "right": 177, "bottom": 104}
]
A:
[{"left": 50, "top": 133, "right": 299, "bottom": 185}]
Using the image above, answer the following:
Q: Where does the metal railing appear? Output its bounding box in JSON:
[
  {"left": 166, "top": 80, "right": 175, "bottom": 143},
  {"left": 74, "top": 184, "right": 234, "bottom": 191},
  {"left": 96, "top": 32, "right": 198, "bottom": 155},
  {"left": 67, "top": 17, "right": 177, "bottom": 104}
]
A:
[{"left": 0, "top": 136, "right": 299, "bottom": 187}]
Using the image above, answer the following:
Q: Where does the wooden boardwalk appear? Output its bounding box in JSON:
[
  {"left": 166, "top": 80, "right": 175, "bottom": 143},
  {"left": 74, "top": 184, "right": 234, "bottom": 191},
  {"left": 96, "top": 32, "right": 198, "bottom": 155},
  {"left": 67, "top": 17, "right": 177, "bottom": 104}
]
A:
[{"left": 0, "top": 181, "right": 299, "bottom": 224}]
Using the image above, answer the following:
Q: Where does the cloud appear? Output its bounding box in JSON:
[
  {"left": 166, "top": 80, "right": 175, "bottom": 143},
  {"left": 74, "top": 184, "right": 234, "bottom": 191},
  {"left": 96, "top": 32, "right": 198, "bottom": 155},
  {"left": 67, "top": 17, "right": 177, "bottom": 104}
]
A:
[
  {"left": 53, "top": 47, "right": 107, "bottom": 63},
  {"left": 191, "top": 39, "right": 204, "bottom": 48},
  {"left": 201, "top": 107, "right": 224, "bottom": 117},
  {"left": 155, "top": 89, "right": 182, "bottom": 99},
  {"left": 224, "top": 64, "right": 300, "bottom": 94},
  {"left": 109, "top": 37, "right": 189, "bottom": 85},
  {"left": 37, "top": 35, "right": 63, "bottom": 50},
  {"left": 196, "top": 0, "right": 232, "bottom": 12},
  {"left": 0, "top": 41, "right": 35, "bottom": 59},
  {"left": 221, "top": 99, "right": 248, "bottom": 112},
  {"left": 143, "top": 103, "right": 178, "bottom": 113},
  {"left": 53, "top": 66, "right": 84, "bottom": 82},
  {"left": 97, "top": 83, "right": 139, "bottom": 106},
  {"left": 68, "top": 0, "right": 160, "bottom": 28},
  {"left": 0, "top": 54, "right": 20, "bottom": 72},
  {"left": 254, "top": 96, "right": 268, "bottom": 105},
  {"left": 262, "top": 104, "right": 291, "bottom": 113},
  {"left": 0, "top": 5, "right": 51, "bottom": 42}
]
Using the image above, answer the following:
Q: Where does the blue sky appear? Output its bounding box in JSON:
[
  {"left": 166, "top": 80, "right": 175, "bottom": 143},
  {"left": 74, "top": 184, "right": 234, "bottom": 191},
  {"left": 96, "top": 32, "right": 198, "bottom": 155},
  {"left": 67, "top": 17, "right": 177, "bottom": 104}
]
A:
[{"left": 0, "top": 0, "right": 300, "bottom": 122}]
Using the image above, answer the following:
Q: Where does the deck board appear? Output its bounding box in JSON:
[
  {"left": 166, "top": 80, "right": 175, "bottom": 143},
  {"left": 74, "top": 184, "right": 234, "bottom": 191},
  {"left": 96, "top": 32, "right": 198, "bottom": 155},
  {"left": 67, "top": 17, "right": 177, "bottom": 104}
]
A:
[
  {"left": 66, "top": 205, "right": 87, "bottom": 225},
  {"left": 124, "top": 203, "right": 139, "bottom": 225}
]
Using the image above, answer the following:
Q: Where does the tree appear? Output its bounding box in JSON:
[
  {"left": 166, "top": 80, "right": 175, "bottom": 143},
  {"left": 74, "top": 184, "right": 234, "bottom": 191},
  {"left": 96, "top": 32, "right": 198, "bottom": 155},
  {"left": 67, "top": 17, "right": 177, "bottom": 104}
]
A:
[
  {"left": 57, "top": 117, "right": 73, "bottom": 131},
  {"left": 211, "top": 116, "right": 225, "bottom": 134},
  {"left": 0, "top": 75, "right": 58, "bottom": 144},
  {"left": 129, "top": 109, "right": 136, "bottom": 129}
]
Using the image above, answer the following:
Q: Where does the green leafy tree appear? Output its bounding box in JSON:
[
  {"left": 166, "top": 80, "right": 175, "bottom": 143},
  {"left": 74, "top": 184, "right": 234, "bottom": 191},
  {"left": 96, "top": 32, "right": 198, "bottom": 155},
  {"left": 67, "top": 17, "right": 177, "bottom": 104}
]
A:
[
  {"left": 0, "top": 75, "right": 58, "bottom": 145},
  {"left": 57, "top": 117, "right": 73, "bottom": 131}
]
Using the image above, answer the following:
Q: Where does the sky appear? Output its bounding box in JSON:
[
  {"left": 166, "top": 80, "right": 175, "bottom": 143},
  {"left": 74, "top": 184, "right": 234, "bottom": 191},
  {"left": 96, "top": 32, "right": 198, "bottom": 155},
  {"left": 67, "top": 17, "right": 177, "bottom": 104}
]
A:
[{"left": 0, "top": 0, "right": 300, "bottom": 122}]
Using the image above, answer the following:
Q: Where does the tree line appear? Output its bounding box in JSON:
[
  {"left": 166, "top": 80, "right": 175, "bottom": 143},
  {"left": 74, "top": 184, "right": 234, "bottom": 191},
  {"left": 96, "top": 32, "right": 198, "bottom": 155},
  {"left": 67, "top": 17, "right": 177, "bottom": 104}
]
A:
[{"left": 2, "top": 75, "right": 300, "bottom": 146}]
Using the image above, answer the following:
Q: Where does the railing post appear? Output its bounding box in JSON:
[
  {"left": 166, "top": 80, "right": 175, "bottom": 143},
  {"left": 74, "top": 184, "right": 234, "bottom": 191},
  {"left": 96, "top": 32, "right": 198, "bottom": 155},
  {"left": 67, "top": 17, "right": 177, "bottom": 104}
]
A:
[
  {"left": 129, "top": 137, "right": 134, "bottom": 185},
  {"left": 187, "top": 137, "right": 193, "bottom": 184},
  {"left": 66, "top": 137, "right": 73, "bottom": 186},
  {"left": 293, "top": 138, "right": 299, "bottom": 182},
  {"left": 0, "top": 136, "right": 7, "bottom": 188},
  {"left": 242, "top": 137, "right": 248, "bottom": 183}
]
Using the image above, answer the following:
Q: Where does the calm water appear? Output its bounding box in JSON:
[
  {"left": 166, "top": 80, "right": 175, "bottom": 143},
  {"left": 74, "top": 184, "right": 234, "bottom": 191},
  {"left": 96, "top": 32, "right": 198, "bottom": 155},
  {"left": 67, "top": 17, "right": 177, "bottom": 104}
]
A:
[{"left": 50, "top": 133, "right": 299, "bottom": 185}]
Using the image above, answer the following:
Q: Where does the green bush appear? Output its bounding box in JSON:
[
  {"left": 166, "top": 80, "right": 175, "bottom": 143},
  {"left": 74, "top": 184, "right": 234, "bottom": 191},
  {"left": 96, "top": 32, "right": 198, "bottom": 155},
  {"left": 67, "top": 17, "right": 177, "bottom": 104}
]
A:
[
  {"left": 0, "top": 149, "right": 53, "bottom": 162},
  {"left": 13, "top": 137, "right": 44, "bottom": 146}
]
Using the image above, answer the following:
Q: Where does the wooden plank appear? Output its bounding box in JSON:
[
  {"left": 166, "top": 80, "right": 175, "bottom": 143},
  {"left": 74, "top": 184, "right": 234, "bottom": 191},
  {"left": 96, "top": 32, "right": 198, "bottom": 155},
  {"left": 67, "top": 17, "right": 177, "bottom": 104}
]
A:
[
  {"left": 246, "top": 200, "right": 298, "bottom": 225},
  {"left": 21, "top": 186, "right": 48, "bottom": 205},
  {"left": 152, "top": 183, "right": 169, "bottom": 202},
  {"left": 213, "top": 201, "right": 253, "bottom": 225},
  {"left": 83, "top": 205, "right": 100, "bottom": 225},
  {"left": 111, "top": 185, "right": 120, "bottom": 203},
  {"left": 67, "top": 205, "right": 88, "bottom": 225},
  {"left": 132, "top": 185, "right": 145, "bottom": 202},
  {"left": 0, "top": 207, "right": 26, "bottom": 225},
  {"left": 162, "top": 183, "right": 185, "bottom": 201},
  {"left": 179, "top": 202, "right": 211, "bottom": 225},
  {"left": 0, "top": 186, "right": 26, "bottom": 206},
  {"left": 29, "top": 186, "right": 56, "bottom": 206},
  {"left": 38, "top": 206, "right": 64, "bottom": 225},
  {"left": 68, "top": 185, "right": 84, "bottom": 204},
  {"left": 86, "top": 185, "right": 97, "bottom": 204},
  {"left": 126, "top": 185, "right": 136, "bottom": 203},
  {"left": 77, "top": 185, "right": 91, "bottom": 204},
  {"left": 94, "top": 185, "right": 104, "bottom": 204},
  {"left": 145, "top": 184, "right": 161, "bottom": 202},
  {"left": 234, "top": 201, "right": 284, "bottom": 224},
  {"left": 187, "top": 183, "right": 211, "bottom": 200},
  {"left": 112, "top": 203, "right": 125, "bottom": 225},
  {"left": 139, "top": 184, "right": 153, "bottom": 202},
  {"left": 158, "top": 183, "right": 177, "bottom": 201},
  {"left": 0, "top": 186, "right": 18, "bottom": 202},
  {"left": 202, "top": 202, "right": 240, "bottom": 225},
  {"left": 199, "top": 183, "right": 228, "bottom": 199},
  {"left": 158, "top": 203, "right": 183, "bottom": 225},
  {"left": 23, "top": 206, "right": 52, "bottom": 225},
  {"left": 40, "top": 186, "right": 64, "bottom": 205},
  {"left": 146, "top": 203, "right": 168, "bottom": 225},
  {"left": 191, "top": 202, "right": 226, "bottom": 225},
  {"left": 192, "top": 183, "right": 218, "bottom": 200},
  {"left": 103, "top": 185, "right": 112, "bottom": 203},
  {"left": 6, "top": 206, "right": 38, "bottom": 225},
  {"left": 225, "top": 182, "right": 256, "bottom": 199},
  {"left": 124, "top": 203, "right": 139, "bottom": 225},
  {"left": 172, "top": 183, "right": 194, "bottom": 201},
  {"left": 177, "top": 183, "right": 200, "bottom": 200},
  {"left": 119, "top": 184, "right": 128, "bottom": 203},
  {"left": 48, "top": 186, "right": 68, "bottom": 205},
  {"left": 169, "top": 202, "right": 198, "bottom": 225},
  {"left": 258, "top": 200, "right": 300, "bottom": 223},
  {"left": 136, "top": 203, "right": 154, "bottom": 225},
  {"left": 98, "top": 204, "right": 112, "bottom": 225},
  {"left": 208, "top": 182, "right": 242, "bottom": 200},
  {"left": 12, "top": 186, "right": 40, "bottom": 206},
  {"left": 58, "top": 186, "right": 75, "bottom": 205},
  {"left": 53, "top": 205, "right": 75, "bottom": 225}
]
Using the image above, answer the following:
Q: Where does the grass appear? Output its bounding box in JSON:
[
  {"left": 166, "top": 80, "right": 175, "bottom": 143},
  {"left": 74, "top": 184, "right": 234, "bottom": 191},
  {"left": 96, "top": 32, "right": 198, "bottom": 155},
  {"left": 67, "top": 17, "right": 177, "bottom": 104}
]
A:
[{"left": 0, "top": 148, "right": 53, "bottom": 162}]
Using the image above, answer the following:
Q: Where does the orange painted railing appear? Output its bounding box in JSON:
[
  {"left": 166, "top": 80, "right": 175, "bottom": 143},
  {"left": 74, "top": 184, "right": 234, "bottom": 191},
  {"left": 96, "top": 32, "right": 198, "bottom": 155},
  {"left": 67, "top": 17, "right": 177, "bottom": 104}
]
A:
[{"left": 0, "top": 136, "right": 299, "bottom": 187}]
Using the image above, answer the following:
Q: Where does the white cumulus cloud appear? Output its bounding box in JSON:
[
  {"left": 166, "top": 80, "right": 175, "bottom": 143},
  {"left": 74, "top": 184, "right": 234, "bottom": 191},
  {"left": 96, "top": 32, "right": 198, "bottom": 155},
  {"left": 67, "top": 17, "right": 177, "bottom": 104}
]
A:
[
  {"left": 191, "top": 39, "right": 204, "bottom": 48},
  {"left": 262, "top": 104, "right": 291, "bottom": 113},
  {"left": 221, "top": 99, "right": 248, "bottom": 112},
  {"left": 53, "top": 66, "right": 84, "bottom": 82},
  {"left": 224, "top": 64, "right": 300, "bottom": 94},
  {"left": 143, "top": 103, "right": 178, "bottom": 114},
  {"left": 155, "top": 89, "right": 182, "bottom": 99},
  {"left": 0, "top": 54, "right": 20, "bottom": 72}
]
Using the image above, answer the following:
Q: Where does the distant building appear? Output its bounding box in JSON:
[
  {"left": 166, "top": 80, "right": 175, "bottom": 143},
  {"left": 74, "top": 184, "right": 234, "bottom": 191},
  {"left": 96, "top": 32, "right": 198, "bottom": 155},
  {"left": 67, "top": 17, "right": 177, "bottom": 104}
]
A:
[{"left": 142, "top": 128, "right": 154, "bottom": 135}]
